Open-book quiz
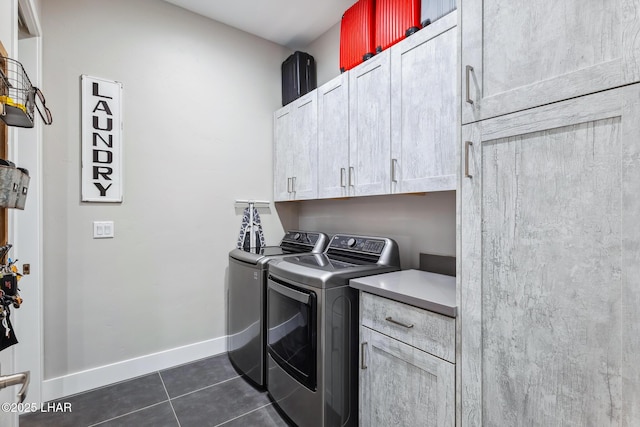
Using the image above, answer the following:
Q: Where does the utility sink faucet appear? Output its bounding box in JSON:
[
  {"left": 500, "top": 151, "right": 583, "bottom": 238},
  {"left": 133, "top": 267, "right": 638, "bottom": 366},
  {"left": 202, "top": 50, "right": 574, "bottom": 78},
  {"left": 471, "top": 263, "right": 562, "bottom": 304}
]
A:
[{"left": 0, "top": 371, "right": 30, "bottom": 403}]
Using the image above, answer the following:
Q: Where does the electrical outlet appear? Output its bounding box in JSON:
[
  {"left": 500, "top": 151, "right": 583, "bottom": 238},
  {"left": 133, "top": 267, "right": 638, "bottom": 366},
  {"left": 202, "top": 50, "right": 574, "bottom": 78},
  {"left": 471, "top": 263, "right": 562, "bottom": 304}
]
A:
[{"left": 22, "top": 264, "right": 30, "bottom": 275}]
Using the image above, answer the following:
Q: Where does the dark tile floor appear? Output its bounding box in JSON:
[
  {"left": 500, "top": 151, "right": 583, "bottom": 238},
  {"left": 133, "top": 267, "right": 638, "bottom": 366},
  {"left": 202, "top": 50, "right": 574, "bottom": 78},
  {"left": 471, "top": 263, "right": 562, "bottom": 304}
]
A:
[{"left": 20, "top": 353, "right": 291, "bottom": 427}]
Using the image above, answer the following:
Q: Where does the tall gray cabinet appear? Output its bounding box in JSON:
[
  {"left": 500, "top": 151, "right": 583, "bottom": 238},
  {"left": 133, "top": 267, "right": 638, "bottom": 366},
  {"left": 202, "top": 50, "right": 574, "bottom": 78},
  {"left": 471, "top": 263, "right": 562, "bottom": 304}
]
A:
[{"left": 459, "top": 0, "right": 640, "bottom": 425}]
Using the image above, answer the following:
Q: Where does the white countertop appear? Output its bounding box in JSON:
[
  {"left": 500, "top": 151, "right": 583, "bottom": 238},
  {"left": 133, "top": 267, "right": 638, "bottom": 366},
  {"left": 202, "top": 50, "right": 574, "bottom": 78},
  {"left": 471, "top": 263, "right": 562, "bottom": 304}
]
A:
[{"left": 350, "top": 269, "right": 457, "bottom": 317}]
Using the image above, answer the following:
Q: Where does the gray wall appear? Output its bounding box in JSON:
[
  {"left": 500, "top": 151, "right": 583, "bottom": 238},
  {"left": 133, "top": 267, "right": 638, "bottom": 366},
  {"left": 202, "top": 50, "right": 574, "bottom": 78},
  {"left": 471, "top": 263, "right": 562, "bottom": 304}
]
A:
[
  {"left": 302, "top": 22, "right": 341, "bottom": 86},
  {"left": 41, "top": 0, "right": 290, "bottom": 380},
  {"left": 296, "top": 193, "right": 456, "bottom": 270},
  {"left": 39, "top": 0, "right": 456, "bottom": 383}
]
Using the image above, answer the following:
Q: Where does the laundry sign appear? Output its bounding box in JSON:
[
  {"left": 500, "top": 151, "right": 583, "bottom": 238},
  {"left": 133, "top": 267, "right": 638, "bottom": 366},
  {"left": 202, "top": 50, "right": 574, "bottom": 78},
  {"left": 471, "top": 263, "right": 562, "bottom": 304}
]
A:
[{"left": 81, "top": 75, "right": 123, "bottom": 202}]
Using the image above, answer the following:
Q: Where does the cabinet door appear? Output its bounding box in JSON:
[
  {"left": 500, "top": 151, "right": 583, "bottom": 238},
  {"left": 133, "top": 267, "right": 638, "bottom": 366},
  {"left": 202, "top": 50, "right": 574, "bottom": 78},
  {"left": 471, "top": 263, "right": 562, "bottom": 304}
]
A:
[
  {"left": 360, "top": 327, "right": 454, "bottom": 427},
  {"left": 391, "top": 13, "right": 457, "bottom": 193},
  {"left": 318, "top": 74, "right": 349, "bottom": 199},
  {"left": 460, "top": 84, "right": 640, "bottom": 426},
  {"left": 289, "top": 92, "right": 318, "bottom": 200},
  {"left": 273, "top": 105, "right": 292, "bottom": 201},
  {"left": 461, "top": 0, "right": 640, "bottom": 124},
  {"left": 349, "top": 49, "right": 392, "bottom": 197}
]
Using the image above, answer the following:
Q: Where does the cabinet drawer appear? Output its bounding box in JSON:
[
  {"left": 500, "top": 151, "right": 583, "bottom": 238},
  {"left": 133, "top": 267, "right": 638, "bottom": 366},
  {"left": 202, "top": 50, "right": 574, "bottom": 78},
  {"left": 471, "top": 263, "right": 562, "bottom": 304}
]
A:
[{"left": 361, "top": 291, "right": 455, "bottom": 362}]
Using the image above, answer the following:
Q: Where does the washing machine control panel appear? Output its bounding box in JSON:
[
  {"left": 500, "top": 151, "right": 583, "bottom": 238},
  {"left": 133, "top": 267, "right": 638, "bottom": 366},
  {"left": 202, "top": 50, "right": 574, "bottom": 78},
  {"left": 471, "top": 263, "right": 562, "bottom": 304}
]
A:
[
  {"left": 330, "top": 235, "right": 386, "bottom": 255},
  {"left": 280, "top": 231, "right": 330, "bottom": 253},
  {"left": 283, "top": 231, "right": 318, "bottom": 245}
]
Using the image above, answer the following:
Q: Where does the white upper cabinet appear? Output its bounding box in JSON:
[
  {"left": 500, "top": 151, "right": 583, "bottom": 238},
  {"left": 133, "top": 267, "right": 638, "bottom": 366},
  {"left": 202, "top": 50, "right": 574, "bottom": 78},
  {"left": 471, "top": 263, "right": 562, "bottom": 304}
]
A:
[
  {"left": 290, "top": 92, "right": 318, "bottom": 200},
  {"left": 273, "top": 105, "right": 292, "bottom": 201},
  {"left": 349, "top": 49, "right": 392, "bottom": 197},
  {"left": 461, "top": 0, "right": 640, "bottom": 124},
  {"left": 391, "top": 12, "right": 457, "bottom": 193},
  {"left": 275, "top": 14, "right": 459, "bottom": 201},
  {"left": 273, "top": 92, "right": 318, "bottom": 201},
  {"left": 318, "top": 74, "right": 350, "bottom": 199}
]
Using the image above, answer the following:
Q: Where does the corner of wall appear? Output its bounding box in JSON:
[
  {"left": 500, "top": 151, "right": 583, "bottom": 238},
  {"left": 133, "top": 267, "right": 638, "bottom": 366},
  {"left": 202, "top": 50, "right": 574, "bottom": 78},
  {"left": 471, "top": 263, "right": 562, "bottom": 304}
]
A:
[
  {"left": 274, "top": 202, "right": 300, "bottom": 231},
  {"left": 299, "top": 22, "right": 341, "bottom": 87}
]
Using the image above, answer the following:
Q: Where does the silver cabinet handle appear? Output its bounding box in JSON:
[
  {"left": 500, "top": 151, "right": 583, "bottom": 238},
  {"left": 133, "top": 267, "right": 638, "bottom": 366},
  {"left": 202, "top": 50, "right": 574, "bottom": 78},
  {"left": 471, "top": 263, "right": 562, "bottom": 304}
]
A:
[
  {"left": 465, "top": 141, "right": 473, "bottom": 179},
  {"left": 391, "top": 158, "right": 398, "bottom": 183},
  {"left": 287, "top": 177, "right": 292, "bottom": 193},
  {"left": 348, "top": 167, "right": 355, "bottom": 187},
  {"left": 361, "top": 342, "right": 368, "bottom": 369},
  {"left": 385, "top": 316, "right": 414, "bottom": 329},
  {"left": 465, "top": 65, "right": 474, "bottom": 105},
  {"left": 340, "top": 168, "right": 346, "bottom": 187},
  {"left": 292, "top": 176, "right": 296, "bottom": 193}
]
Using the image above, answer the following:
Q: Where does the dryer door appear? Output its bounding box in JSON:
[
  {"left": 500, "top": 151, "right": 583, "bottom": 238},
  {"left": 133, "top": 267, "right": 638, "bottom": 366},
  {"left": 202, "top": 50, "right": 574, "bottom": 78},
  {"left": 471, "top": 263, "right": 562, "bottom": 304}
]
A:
[{"left": 266, "top": 276, "right": 317, "bottom": 391}]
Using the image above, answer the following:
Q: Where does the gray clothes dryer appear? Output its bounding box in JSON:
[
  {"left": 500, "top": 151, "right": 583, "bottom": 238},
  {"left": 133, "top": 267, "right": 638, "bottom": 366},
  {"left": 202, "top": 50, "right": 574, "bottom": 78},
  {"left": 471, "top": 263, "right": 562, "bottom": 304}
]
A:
[{"left": 265, "top": 234, "right": 401, "bottom": 427}]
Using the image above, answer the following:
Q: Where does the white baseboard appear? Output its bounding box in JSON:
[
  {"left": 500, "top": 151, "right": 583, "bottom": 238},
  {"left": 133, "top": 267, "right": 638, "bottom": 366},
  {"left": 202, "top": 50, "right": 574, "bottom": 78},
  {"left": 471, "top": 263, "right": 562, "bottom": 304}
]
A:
[{"left": 42, "top": 336, "right": 227, "bottom": 402}]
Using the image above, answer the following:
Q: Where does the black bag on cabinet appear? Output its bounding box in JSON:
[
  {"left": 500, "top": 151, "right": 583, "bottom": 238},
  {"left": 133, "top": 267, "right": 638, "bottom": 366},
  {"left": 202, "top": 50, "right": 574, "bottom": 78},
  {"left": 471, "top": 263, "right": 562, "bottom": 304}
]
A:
[{"left": 281, "top": 51, "right": 317, "bottom": 106}]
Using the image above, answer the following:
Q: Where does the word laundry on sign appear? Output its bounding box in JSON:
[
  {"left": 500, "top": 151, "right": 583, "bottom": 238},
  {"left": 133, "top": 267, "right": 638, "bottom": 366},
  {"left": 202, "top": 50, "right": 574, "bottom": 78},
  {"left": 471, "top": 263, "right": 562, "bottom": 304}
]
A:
[
  {"left": 81, "top": 75, "right": 123, "bottom": 202},
  {"left": 91, "top": 82, "right": 115, "bottom": 197}
]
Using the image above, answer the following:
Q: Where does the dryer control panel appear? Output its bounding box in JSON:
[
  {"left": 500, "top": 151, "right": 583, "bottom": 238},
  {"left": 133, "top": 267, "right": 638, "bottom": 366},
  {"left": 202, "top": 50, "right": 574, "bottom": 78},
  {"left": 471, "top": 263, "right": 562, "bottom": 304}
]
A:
[{"left": 329, "top": 235, "right": 386, "bottom": 255}]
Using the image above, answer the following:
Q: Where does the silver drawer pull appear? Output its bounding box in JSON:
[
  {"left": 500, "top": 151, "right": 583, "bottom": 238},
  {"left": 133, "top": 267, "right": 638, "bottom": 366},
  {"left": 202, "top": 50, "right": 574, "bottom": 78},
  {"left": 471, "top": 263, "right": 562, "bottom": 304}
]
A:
[
  {"left": 361, "top": 342, "right": 368, "bottom": 369},
  {"left": 465, "top": 65, "right": 474, "bottom": 105},
  {"left": 385, "top": 316, "right": 414, "bottom": 329},
  {"left": 465, "top": 141, "right": 473, "bottom": 179},
  {"left": 391, "top": 158, "right": 398, "bottom": 183}
]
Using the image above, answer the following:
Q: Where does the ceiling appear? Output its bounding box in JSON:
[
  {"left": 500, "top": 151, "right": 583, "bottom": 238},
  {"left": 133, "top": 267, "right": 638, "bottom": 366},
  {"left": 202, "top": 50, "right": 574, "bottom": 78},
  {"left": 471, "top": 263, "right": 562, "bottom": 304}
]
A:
[{"left": 163, "top": 0, "right": 356, "bottom": 49}]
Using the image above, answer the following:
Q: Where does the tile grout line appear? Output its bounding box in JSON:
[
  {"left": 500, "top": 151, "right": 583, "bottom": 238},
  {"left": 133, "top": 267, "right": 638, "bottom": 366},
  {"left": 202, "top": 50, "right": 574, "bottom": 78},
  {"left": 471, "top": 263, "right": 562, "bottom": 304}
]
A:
[
  {"left": 169, "top": 374, "right": 241, "bottom": 400},
  {"left": 31, "top": 363, "right": 245, "bottom": 427},
  {"left": 159, "top": 371, "right": 182, "bottom": 427},
  {"left": 212, "top": 402, "right": 275, "bottom": 427},
  {"left": 86, "top": 371, "right": 242, "bottom": 426},
  {"left": 86, "top": 400, "right": 169, "bottom": 427},
  {"left": 46, "top": 371, "right": 162, "bottom": 403}
]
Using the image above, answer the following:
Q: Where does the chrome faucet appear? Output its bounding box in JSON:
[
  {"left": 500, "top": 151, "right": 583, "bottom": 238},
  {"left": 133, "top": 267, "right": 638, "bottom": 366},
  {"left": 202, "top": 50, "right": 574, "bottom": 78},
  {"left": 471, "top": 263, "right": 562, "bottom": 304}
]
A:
[{"left": 0, "top": 371, "right": 30, "bottom": 403}]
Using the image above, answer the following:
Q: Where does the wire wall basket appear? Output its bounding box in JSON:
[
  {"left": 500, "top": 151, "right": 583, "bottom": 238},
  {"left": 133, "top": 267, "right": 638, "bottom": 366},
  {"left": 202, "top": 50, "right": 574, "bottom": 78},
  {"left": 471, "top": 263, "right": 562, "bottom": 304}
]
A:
[{"left": 0, "top": 56, "right": 52, "bottom": 128}]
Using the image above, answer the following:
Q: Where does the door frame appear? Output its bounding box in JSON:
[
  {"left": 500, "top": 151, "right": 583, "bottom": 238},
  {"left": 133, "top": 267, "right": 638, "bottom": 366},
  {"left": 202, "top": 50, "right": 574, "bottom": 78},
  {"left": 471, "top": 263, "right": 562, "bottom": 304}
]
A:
[{"left": 14, "top": 0, "right": 43, "bottom": 409}]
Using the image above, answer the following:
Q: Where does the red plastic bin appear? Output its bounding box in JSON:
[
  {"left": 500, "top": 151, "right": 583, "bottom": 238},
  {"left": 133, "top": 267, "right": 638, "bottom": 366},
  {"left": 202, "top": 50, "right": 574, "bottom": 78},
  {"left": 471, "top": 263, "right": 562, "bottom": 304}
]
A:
[
  {"left": 339, "top": 0, "right": 376, "bottom": 73},
  {"left": 375, "top": 0, "right": 421, "bottom": 53}
]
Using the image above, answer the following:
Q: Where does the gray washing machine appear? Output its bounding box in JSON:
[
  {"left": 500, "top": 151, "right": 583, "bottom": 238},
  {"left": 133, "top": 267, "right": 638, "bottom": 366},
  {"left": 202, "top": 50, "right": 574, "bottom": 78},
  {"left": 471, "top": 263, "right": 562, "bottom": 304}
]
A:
[
  {"left": 265, "top": 234, "right": 400, "bottom": 427},
  {"left": 227, "top": 230, "right": 328, "bottom": 388}
]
